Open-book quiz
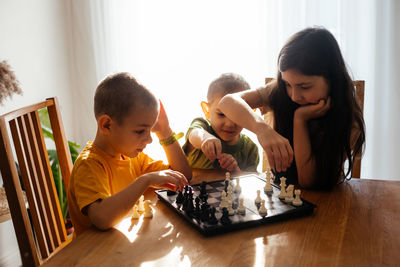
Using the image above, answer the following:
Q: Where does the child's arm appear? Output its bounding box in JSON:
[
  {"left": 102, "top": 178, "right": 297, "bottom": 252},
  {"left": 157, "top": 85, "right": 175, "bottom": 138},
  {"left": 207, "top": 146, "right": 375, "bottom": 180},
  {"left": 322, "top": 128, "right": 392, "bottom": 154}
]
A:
[
  {"left": 218, "top": 153, "right": 240, "bottom": 172},
  {"left": 87, "top": 170, "right": 187, "bottom": 230},
  {"left": 152, "top": 101, "right": 192, "bottom": 180},
  {"left": 218, "top": 89, "right": 293, "bottom": 172},
  {"left": 188, "top": 128, "right": 222, "bottom": 162},
  {"left": 293, "top": 98, "right": 331, "bottom": 188}
]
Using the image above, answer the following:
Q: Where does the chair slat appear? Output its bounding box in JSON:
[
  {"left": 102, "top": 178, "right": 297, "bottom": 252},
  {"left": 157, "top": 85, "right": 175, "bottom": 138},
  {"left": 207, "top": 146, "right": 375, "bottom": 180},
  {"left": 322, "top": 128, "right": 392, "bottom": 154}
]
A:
[
  {"left": 47, "top": 97, "right": 73, "bottom": 193},
  {"left": 31, "top": 110, "right": 66, "bottom": 244},
  {"left": 0, "top": 118, "right": 40, "bottom": 266},
  {"left": 25, "top": 112, "right": 62, "bottom": 251},
  {"left": 11, "top": 118, "right": 51, "bottom": 258}
]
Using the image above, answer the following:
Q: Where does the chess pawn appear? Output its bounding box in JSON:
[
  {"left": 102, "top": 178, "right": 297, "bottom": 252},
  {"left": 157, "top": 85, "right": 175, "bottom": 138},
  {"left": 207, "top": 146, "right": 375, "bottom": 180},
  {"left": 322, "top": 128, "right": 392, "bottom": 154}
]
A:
[
  {"left": 284, "top": 185, "right": 294, "bottom": 203},
  {"left": 254, "top": 189, "right": 262, "bottom": 204},
  {"left": 225, "top": 172, "right": 231, "bottom": 179},
  {"left": 234, "top": 178, "right": 241, "bottom": 193},
  {"left": 138, "top": 195, "right": 145, "bottom": 212},
  {"left": 227, "top": 200, "right": 235, "bottom": 216},
  {"left": 131, "top": 205, "right": 140, "bottom": 219},
  {"left": 219, "top": 191, "right": 228, "bottom": 209},
  {"left": 279, "top": 177, "right": 287, "bottom": 189},
  {"left": 264, "top": 176, "right": 273, "bottom": 194},
  {"left": 237, "top": 198, "right": 246, "bottom": 215},
  {"left": 143, "top": 200, "right": 153, "bottom": 218},
  {"left": 258, "top": 199, "right": 267, "bottom": 216},
  {"left": 292, "top": 189, "right": 303, "bottom": 206}
]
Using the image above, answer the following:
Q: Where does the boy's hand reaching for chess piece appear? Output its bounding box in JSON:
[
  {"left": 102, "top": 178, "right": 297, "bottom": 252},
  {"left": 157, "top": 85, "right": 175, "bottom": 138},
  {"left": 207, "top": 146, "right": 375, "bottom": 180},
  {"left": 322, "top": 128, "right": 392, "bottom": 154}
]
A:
[{"left": 217, "top": 153, "right": 240, "bottom": 172}]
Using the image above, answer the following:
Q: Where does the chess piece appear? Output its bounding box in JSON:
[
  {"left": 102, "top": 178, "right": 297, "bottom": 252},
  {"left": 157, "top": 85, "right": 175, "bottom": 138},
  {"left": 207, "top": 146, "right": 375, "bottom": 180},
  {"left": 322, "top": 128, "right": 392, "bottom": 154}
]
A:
[
  {"left": 255, "top": 189, "right": 262, "bottom": 204},
  {"left": 225, "top": 172, "right": 231, "bottom": 179},
  {"left": 278, "top": 177, "right": 287, "bottom": 199},
  {"left": 264, "top": 173, "right": 273, "bottom": 194},
  {"left": 143, "top": 200, "right": 153, "bottom": 218},
  {"left": 209, "top": 207, "right": 218, "bottom": 224},
  {"left": 138, "top": 195, "right": 145, "bottom": 212},
  {"left": 237, "top": 198, "right": 246, "bottom": 215},
  {"left": 220, "top": 207, "right": 231, "bottom": 225},
  {"left": 234, "top": 178, "right": 241, "bottom": 193},
  {"left": 131, "top": 205, "right": 140, "bottom": 219},
  {"left": 176, "top": 189, "right": 184, "bottom": 204},
  {"left": 258, "top": 200, "right": 267, "bottom": 216},
  {"left": 292, "top": 189, "right": 303, "bottom": 206},
  {"left": 219, "top": 191, "right": 228, "bottom": 209},
  {"left": 227, "top": 200, "right": 235, "bottom": 216},
  {"left": 200, "top": 202, "right": 210, "bottom": 222},
  {"left": 284, "top": 185, "right": 294, "bottom": 203}
]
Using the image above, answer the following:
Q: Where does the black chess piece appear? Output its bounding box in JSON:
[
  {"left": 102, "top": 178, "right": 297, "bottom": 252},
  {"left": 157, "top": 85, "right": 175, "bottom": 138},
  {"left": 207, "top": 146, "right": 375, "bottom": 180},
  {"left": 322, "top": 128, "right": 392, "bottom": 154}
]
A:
[
  {"left": 224, "top": 180, "right": 229, "bottom": 193},
  {"left": 209, "top": 207, "right": 218, "bottom": 225},
  {"left": 200, "top": 202, "right": 210, "bottom": 222},
  {"left": 220, "top": 207, "right": 231, "bottom": 225},
  {"left": 193, "top": 197, "right": 201, "bottom": 218},
  {"left": 200, "top": 181, "right": 208, "bottom": 201},
  {"left": 175, "top": 190, "right": 184, "bottom": 204}
]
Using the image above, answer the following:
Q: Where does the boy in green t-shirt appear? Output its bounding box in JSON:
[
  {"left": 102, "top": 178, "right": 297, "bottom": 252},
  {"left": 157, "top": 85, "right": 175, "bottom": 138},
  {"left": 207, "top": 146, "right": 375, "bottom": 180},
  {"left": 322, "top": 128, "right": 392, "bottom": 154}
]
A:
[{"left": 183, "top": 73, "right": 259, "bottom": 172}]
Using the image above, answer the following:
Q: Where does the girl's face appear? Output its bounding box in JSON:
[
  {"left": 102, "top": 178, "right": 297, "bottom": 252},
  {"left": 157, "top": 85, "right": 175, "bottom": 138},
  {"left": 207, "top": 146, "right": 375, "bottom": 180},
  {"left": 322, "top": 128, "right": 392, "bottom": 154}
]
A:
[{"left": 281, "top": 69, "right": 330, "bottom": 106}]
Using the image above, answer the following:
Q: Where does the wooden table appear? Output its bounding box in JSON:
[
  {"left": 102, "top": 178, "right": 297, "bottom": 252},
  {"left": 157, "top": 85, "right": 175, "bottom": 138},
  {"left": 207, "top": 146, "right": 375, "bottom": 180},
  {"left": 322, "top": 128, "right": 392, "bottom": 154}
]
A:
[{"left": 43, "top": 170, "right": 400, "bottom": 266}]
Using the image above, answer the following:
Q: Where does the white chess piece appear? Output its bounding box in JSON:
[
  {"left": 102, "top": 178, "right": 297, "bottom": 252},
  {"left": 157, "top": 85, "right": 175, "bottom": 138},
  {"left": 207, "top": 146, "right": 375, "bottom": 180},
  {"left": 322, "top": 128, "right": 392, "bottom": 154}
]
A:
[
  {"left": 227, "top": 200, "right": 235, "bottom": 216},
  {"left": 219, "top": 191, "right": 228, "bottom": 209},
  {"left": 254, "top": 190, "right": 262, "bottom": 204},
  {"left": 234, "top": 179, "right": 241, "bottom": 193},
  {"left": 258, "top": 199, "right": 267, "bottom": 216},
  {"left": 225, "top": 172, "right": 231, "bottom": 179},
  {"left": 292, "top": 189, "right": 303, "bottom": 206},
  {"left": 131, "top": 205, "right": 140, "bottom": 219},
  {"left": 237, "top": 198, "right": 246, "bottom": 215},
  {"left": 138, "top": 195, "right": 145, "bottom": 212},
  {"left": 285, "top": 185, "right": 294, "bottom": 203},
  {"left": 278, "top": 177, "right": 287, "bottom": 199},
  {"left": 227, "top": 184, "right": 233, "bottom": 200},
  {"left": 264, "top": 174, "right": 273, "bottom": 194},
  {"left": 143, "top": 200, "right": 153, "bottom": 218}
]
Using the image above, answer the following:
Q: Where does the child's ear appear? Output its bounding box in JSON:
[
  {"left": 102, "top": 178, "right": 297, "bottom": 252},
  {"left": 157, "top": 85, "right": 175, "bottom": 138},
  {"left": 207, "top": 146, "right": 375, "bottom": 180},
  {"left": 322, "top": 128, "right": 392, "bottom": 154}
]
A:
[
  {"left": 201, "top": 101, "right": 210, "bottom": 119},
  {"left": 97, "top": 114, "right": 113, "bottom": 134}
]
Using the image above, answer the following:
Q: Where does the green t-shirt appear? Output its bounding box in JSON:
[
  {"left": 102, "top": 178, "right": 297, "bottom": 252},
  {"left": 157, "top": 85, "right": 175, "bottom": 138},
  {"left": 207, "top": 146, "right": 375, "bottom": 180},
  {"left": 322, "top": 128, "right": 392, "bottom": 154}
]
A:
[{"left": 182, "top": 117, "right": 259, "bottom": 171}]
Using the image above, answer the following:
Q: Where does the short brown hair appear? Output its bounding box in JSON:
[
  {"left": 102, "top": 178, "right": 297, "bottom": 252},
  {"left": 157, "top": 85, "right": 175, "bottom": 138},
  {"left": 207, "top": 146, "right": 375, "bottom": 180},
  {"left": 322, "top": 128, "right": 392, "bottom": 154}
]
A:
[
  {"left": 94, "top": 72, "right": 158, "bottom": 124},
  {"left": 207, "top": 73, "right": 250, "bottom": 104}
]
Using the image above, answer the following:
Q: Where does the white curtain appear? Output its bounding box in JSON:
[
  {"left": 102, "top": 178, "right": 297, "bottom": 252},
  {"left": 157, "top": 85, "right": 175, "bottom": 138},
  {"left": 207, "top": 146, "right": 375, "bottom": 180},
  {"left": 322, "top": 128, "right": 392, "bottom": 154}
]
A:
[{"left": 67, "top": 0, "right": 400, "bottom": 180}]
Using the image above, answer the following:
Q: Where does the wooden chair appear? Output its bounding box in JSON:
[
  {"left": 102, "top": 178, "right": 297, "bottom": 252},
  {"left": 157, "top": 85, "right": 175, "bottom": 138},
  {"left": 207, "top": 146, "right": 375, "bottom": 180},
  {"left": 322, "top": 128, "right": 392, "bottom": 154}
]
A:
[
  {"left": 0, "top": 97, "right": 73, "bottom": 266},
  {"left": 261, "top": 78, "right": 364, "bottom": 178}
]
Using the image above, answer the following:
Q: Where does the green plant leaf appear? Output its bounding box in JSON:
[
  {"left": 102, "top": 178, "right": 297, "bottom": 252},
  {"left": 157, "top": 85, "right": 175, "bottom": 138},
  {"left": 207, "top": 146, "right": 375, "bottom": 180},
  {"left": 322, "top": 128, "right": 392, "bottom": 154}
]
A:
[{"left": 38, "top": 108, "right": 51, "bottom": 129}]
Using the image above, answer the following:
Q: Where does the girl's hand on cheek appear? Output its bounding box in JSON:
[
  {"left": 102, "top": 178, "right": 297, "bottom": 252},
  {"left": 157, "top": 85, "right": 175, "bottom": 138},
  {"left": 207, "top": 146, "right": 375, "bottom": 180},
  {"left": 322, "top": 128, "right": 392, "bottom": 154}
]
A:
[{"left": 294, "top": 97, "right": 331, "bottom": 122}]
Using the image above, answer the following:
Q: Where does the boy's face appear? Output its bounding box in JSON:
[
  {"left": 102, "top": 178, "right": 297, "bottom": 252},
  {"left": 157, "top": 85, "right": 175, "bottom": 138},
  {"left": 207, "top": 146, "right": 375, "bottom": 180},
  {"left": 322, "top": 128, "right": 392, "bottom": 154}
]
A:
[
  {"left": 109, "top": 105, "right": 159, "bottom": 158},
  {"left": 203, "top": 97, "right": 243, "bottom": 145}
]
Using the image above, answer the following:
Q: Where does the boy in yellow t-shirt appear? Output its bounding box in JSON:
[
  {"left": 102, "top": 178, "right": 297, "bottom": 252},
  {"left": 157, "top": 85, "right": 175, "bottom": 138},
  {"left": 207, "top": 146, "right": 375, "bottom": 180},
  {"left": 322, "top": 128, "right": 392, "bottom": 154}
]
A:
[{"left": 68, "top": 72, "right": 192, "bottom": 236}]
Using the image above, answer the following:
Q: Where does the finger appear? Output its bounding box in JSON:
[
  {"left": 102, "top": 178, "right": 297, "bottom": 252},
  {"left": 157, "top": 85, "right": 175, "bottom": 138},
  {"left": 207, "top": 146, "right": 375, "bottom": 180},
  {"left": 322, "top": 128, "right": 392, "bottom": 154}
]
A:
[
  {"left": 272, "top": 145, "right": 282, "bottom": 172},
  {"left": 265, "top": 147, "right": 276, "bottom": 172},
  {"left": 215, "top": 141, "right": 222, "bottom": 159},
  {"left": 286, "top": 140, "right": 294, "bottom": 166}
]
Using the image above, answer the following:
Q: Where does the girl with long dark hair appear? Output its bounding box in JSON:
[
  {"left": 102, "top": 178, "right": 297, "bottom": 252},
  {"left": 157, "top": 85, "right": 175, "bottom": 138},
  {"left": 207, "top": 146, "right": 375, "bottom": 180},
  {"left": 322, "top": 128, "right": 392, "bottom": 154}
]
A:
[{"left": 219, "top": 27, "right": 365, "bottom": 189}]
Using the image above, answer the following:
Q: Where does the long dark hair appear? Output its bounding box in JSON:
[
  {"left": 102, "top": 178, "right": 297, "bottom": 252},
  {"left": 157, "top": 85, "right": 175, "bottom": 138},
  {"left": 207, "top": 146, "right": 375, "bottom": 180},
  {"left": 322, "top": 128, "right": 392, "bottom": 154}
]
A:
[{"left": 269, "top": 27, "right": 365, "bottom": 189}]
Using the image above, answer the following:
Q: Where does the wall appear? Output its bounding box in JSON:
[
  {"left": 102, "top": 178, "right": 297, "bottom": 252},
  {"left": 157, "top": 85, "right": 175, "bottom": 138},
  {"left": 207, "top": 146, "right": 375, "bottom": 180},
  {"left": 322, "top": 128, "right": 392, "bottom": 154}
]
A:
[{"left": 0, "top": 0, "right": 72, "bottom": 265}]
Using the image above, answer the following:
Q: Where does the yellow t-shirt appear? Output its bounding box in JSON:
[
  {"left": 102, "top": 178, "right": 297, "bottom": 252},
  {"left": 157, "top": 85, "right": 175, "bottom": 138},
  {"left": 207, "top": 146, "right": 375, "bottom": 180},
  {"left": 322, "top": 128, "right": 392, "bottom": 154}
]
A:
[{"left": 68, "top": 142, "right": 169, "bottom": 236}]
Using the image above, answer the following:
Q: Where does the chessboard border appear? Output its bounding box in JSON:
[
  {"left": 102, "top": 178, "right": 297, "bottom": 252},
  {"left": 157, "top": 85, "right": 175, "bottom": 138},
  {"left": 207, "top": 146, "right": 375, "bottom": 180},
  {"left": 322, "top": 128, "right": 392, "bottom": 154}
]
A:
[{"left": 156, "top": 174, "right": 317, "bottom": 237}]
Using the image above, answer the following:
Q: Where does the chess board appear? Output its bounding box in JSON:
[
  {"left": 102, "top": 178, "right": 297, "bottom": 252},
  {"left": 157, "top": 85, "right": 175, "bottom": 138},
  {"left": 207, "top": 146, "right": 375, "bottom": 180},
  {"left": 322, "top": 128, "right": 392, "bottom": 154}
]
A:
[{"left": 155, "top": 174, "right": 316, "bottom": 236}]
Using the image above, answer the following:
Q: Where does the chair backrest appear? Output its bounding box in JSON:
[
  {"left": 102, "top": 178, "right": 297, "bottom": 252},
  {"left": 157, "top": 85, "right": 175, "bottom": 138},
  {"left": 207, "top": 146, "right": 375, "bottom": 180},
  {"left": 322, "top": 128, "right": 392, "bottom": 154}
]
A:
[
  {"left": 0, "top": 97, "right": 73, "bottom": 266},
  {"left": 262, "top": 78, "right": 364, "bottom": 178}
]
